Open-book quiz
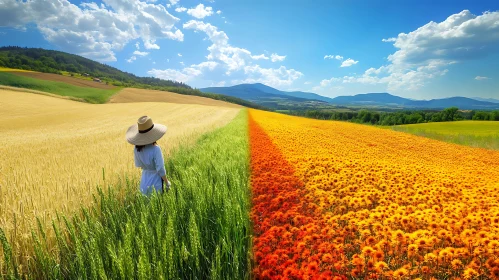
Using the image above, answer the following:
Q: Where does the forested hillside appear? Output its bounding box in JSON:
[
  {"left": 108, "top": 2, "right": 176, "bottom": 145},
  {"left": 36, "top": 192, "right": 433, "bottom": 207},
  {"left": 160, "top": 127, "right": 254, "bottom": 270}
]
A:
[{"left": 0, "top": 46, "right": 189, "bottom": 88}]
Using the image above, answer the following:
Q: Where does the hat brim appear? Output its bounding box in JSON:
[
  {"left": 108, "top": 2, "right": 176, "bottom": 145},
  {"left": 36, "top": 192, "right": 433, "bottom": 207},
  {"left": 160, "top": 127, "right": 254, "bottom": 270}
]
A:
[{"left": 126, "top": 124, "right": 167, "bottom": 145}]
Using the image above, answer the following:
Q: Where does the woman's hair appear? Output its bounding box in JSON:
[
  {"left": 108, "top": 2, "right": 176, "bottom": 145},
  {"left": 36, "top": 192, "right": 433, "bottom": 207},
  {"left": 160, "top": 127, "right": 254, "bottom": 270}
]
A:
[{"left": 135, "top": 142, "right": 157, "bottom": 152}]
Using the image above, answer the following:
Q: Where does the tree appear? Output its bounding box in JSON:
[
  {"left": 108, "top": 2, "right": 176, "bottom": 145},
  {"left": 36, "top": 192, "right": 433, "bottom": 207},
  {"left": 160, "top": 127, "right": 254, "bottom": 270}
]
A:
[{"left": 442, "top": 107, "right": 459, "bottom": 121}]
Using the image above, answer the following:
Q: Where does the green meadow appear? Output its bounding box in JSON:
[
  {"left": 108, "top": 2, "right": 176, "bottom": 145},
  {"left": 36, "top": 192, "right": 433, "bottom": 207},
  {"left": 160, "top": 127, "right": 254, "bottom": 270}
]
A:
[
  {"left": 0, "top": 72, "right": 120, "bottom": 104},
  {"left": 392, "top": 121, "right": 499, "bottom": 150}
]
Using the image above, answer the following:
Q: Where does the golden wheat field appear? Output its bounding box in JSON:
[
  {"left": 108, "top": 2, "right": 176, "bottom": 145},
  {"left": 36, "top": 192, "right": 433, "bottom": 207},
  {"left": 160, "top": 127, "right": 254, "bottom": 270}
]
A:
[{"left": 0, "top": 89, "right": 240, "bottom": 266}]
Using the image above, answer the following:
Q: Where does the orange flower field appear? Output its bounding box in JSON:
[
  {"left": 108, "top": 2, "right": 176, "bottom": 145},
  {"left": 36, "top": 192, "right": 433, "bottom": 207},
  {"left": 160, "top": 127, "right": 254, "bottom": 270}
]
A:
[{"left": 249, "top": 109, "right": 499, "bottom": 279}]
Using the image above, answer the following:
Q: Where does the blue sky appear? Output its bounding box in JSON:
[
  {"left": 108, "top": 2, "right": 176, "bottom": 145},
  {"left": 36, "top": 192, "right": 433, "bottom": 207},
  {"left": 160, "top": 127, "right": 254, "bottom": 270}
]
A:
[{"left": 1, "top": 0, "right": 499, "bottom": 99}]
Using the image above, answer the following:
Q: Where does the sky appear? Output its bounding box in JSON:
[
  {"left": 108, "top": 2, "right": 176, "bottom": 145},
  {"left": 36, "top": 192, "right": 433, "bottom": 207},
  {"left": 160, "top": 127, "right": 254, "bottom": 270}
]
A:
[{"left": 1, "top": 0, "right": 499, "bottom": 100}]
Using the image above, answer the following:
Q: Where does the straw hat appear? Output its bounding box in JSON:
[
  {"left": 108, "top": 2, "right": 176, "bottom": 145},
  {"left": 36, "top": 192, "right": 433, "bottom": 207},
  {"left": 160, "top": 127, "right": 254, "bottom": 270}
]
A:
[{"left": 126, "top": 116, "right": 167, "bottom": 145}]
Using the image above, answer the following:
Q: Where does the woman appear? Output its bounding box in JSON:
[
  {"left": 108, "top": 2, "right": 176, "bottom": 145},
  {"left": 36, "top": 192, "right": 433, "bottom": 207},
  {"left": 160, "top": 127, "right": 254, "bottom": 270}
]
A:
[{"left": 126, "top": 116, "right": 171, "bottom": 195}]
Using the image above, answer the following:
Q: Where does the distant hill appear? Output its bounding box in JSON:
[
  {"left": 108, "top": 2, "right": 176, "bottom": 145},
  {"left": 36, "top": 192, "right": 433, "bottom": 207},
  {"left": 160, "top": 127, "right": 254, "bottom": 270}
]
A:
[
  {"left": 331, "top": 92, "right": 410, "bottom": 106},
  {"left": 200, "top": 84, "right": 328, "bottom": 108},
  {"left": 201, "top": 84, "right": 499, "bottom": 110},
  {"left": 0, "top": 46, "right": 189, "bottom": 88},
  {"left": 472, "top": 97, "right": 499, "bottom": 104},
  {"left": 330, "top": 93, "right": 499, "bottom": 110},
  {"left": 406, "top": 97, "right": 499, "bottom": 110},
  {"left": 243, "top": 83, "right": 336, "bottom": 103}
]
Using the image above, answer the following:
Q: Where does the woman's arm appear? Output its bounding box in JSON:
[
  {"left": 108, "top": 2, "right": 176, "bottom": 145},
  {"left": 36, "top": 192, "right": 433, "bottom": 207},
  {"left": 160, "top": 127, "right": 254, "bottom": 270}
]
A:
[
  {"left": 154, "top": 146, "right": 169, "bottom": 184},
  {"left": 134, "top": 148, "right": 142, "bottom": 167}
]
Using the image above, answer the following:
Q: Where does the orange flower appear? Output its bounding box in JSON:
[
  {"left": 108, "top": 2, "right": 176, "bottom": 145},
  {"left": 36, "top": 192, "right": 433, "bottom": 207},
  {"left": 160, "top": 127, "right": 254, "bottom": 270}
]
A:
[
  {"left": 373, "top": 250, "right": 384, "bottom": 260},
  {"left": 393, "top": 268, "right": 408, "bottom": 278},
  {"left": 375, "top": 261, "right": 388, "bottom": 271},
  {"left": 463, "top": 268, "right": 479, "bottom": 279},
  {"left": 249, "top": 109, "right": 499, "bottom": 279},
  {"left": 362, "top": 246, "right": 375, "bottom": 256},
  {"left": 451, "top": 259, "right": 463, "bottom": 270},
  {"left": 490, "top": 267, "right": 499, "bottom": 279},
  {"left": 407, "top": 244, "right": 418, "bottom": 256},
  {"left": 321, "top": 253, "right": 333, "bottom": 263}
]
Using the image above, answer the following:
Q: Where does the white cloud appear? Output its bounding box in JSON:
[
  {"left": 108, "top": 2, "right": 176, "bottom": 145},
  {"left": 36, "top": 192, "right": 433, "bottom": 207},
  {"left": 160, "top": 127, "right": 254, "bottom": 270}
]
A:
[
  {"left": 385, "top": 10, "right": 499, "bottom": 83},
  {"left": 183, "top": 20, "right": 253, "bottom": 73},
  {"left": 135, "top": 42, "right": 140, "bottom": 49},
  {"left": 144, "top": 40, "right": 160, "bottom": 50},
  {"left": 175, "top": 7, "right": 187, "bottom": 12},
  {"left": 213, "top": 81, "right": 226, "bottom": 87},
  {"left": 216, "top": 10, "right": 222, "bottom": 15},
  {"left": 251, "top": 54, "right": 269, "bottom": 60},
  {"left": 318, "top": 10, "right": 499, "bottom": 92},
  {"left": 180, "top": 61, "right": 184, "bottom": 65},
  {"left": 148, "top": 69, "right": 190, "bottom": 82},
  {"left": 382, "top": 38, "right": 396, "bottom": 42},
  {"left": 178, "top": 53, "right": 182, "bottom": 57},
  {"left": 150, "top": 20, "right": 302, "bottom": 88},
  {"left": 187, "top": 4, "right": 213, "bottom": 19},
  {"left": 270, "top": 53, "right": 286, "bottom": 62},
  {"left": 169, "top": 0, "right": 179, "bottom": 5},
  {"left": 319, "top": 77, "right": 341, "bottom": 87},
  {"left": 195, "top": 61, "right": 218, "bottom": 70},
  {"left": 133, "top": 50, "right": 149, "bottom": 56},
  {"left": 324, "top": 55, "right": 343, "bottom": 60},
  {"left": 340, "top": 58, "right": 358, "bottom": 67},
  {"left": 0, "top": 0, "right": 183, "bottom": 61},
  {"left": 318, "top": 60, "right": 448, "bottom": 91},
  {"left": 234, "top": 65, "right": 303, "bottom": 88},
  {"left": 475, "top": 76, "right": 490, "bottom": 80},
  {"left": 148, "top": 61, "right": 218, "bottom": 82},
  {"left": 127, "top": 56, "right": 137, "bottom": 63}
]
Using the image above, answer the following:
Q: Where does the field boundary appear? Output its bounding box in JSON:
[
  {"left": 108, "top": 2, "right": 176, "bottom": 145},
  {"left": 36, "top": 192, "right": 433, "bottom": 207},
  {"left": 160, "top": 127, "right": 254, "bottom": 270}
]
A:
[{"left": 0, "top": 85, "right": 87, "bottom": 103}]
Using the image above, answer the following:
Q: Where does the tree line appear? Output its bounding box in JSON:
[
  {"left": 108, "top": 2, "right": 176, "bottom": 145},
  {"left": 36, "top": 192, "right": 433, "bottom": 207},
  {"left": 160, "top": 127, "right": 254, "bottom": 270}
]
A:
[{"left": 290, "top": 107, "right": 499, "bottom": 125}]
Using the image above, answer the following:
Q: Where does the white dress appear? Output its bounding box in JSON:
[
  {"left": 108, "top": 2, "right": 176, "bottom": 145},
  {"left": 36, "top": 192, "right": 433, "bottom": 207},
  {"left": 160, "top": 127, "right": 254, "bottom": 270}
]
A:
[{"left": 134, "top": 145, "right": 166, "bottom": 194}]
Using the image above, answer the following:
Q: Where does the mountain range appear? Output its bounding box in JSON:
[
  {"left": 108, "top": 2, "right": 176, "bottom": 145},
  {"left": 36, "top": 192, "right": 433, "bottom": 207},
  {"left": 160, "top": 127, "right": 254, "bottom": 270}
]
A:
[
  {"left": 201, "top": 84, "right": 499, "bottom": 110},
  {"left": 472, "top": 97, "right": 499, "bottom": 104}
]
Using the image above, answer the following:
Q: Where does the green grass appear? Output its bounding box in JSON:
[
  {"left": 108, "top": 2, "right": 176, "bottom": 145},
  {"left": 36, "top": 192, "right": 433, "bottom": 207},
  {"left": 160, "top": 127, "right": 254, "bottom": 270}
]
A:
[
  {"left": 0, "top": 72, "right": 121, "bottom": 103},
  {"left": 0, "top": 111, "right": 252, "bottom": 279},
  {"left": 392, "top": 121, "right": 499, "bottom": 150}
]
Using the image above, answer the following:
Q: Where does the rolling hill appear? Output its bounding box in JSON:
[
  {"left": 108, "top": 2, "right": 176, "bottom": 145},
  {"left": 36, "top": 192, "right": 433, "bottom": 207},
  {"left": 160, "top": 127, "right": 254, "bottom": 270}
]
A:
[
  {"left": 330, "top": 93, "right": 499, "bottom": 109},
  {"left": 201, "top": 84, "right": 328, "bottom": 109},
  {"left": 202, "top": 83, "right": 499, "bottom": 110},
  {"left": 241, "top": 83, "right": 336, "bottom": 103},
  {"left": 0, "top": 46, "right": 189, "bottom": 88},
  {"left": 405, "top": 97, "right": 499, "bottom": 109},
  {"left": 330, "top": 92, "right": 410, "bottom": 106},
  {"left": 472, "top": 97, "right": 499, "bottom": 104},
  {"left": 0, "top": 46, "right": 266, "bottom": 109}
]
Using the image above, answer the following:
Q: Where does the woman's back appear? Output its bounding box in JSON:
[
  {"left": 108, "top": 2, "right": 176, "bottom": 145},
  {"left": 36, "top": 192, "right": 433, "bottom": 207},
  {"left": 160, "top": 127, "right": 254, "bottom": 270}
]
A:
[
  {"left": 134, "top": 144, "right": 162, "bottom": 170},
  {"left": 134, "top": 144, "right": 166, "bottom": 194},
  {"left": 127, "top": 116, "right": 168, "bottom": 195}
]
